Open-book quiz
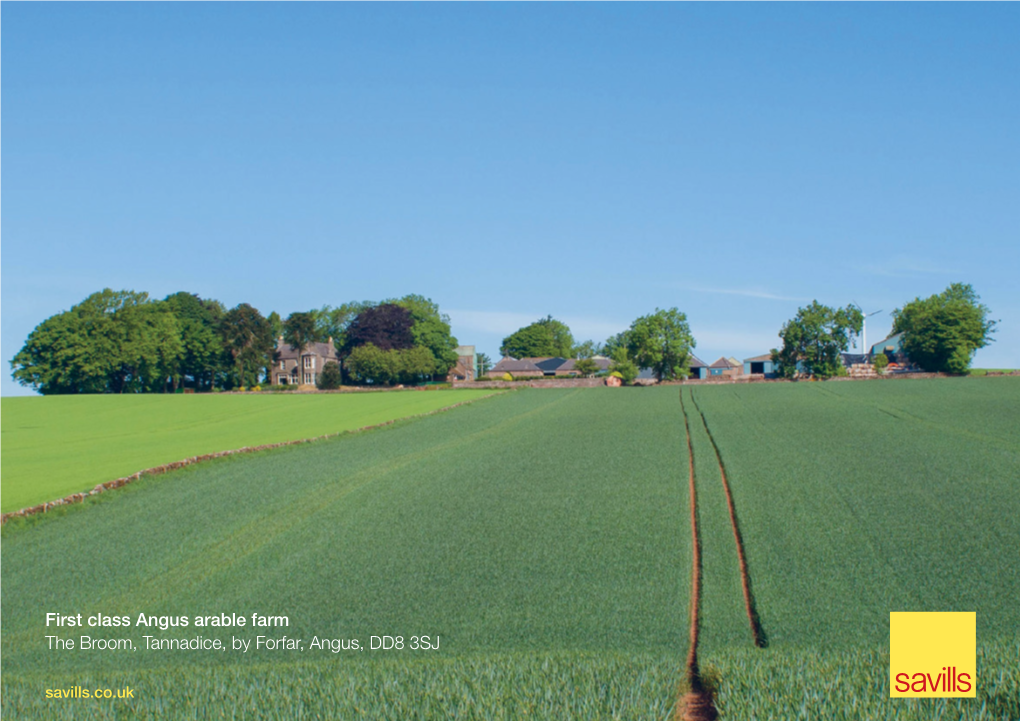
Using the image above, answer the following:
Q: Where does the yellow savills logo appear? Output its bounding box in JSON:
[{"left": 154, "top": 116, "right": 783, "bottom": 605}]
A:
[{"left": 890, "top": 612, "right": 976, "bottom": 698}]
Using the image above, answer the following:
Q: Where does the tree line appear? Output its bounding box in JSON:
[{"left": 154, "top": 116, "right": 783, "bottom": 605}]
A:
[
  {"left": 490, "top": 282, "right": 996, "bottom": 384},
  {"left": 770, "top": 283, "right": 996, "bottom": 379},
  {"left": 493, "top": 308, "right": 698, "bottom": 384},
  {"left": 10, "top": 290, "right": 460, "bottom": 394},
  {"left": 10, "top": 282, "right": 996, "bottom": 394}
]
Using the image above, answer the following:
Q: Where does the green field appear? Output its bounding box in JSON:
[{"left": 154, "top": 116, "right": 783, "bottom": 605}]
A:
[
  {"left": 2, "top": 380, "right": 1018, "bottom": 719},
  {"left": 0, "top": 390, "right": 497, "bottom": 513},
  {"left": 687, "top": 379, "right": 1020, "bottom": 719}
]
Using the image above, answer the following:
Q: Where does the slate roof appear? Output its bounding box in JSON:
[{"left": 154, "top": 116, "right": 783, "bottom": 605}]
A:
[
  {"left": 490, "top": 357, "right": 543, "bottom": 374},
  {"left": 869, "top": 332, "right": 904, "bottom": 354},
  {"left": 558, "top": 357, "right": 612, "bottom": 372},
  {"left": 744, "top": 354, "right": 773, "bottom": 363},
  {"left": 492, "top": 356, "right": 615, "bottom": 375},
  {"left": 276, "top": 341, "right": 338, "bottom": 361},
  {"left": 533, "top": 357, "right": 568, "bottom": 373},
  {"left": 689, "top": 355, "right": 708, "bottom": 368},
  {"left": 709, "top": 356, "right": 741, "bottom": 369}
]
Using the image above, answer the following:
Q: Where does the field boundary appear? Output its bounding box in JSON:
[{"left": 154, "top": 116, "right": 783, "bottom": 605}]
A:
[
  {"left": 0, "top": 391, "right": 509, "bottom": 526},
  {"left": 690, "top": 391, "right": 768, "bottom": 649},
  {"left": 452, "top": 378, "right": 609, "bottom": 389}
]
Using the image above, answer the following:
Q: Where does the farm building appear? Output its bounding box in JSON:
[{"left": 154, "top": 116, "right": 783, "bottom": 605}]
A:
[
  {"left": 743, "top": 354, "right": 780, "bottom": 377},
  {"left": 486, "top": 356, "right": 612, "bottom": 378},
  {"left": 273, "top": 338, "right": 339, "bottom": 386},
  {"left": 448, "top": 345, "right": 476, "bottom": 381},
  {"left": 866, "top": 332, "right": 921, "bottom": 372},
  {"left": 487, "top": 357, "right": 544, "bottom": 377},
  {"left": 869, "top": 332, "right": 905, "bottom": 359},
  {"left": 534, "top": 357, "right": 570, "bottom": 375},
  {"left": 688, "top": 355, "right": 708, "bottom": 379},
  {"left": 708, "top": 357, "right": 742, "bottom": 378},
  {"left": 556, "top": 357, "right": 612, "bottom": 375}
]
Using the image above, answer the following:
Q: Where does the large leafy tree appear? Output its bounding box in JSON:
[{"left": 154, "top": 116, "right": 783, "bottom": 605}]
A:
[
  {"left": 603, "top": 330, "right": 632, "bottom": 359},
  {"left": 264, "top": 310, "right": 284, "bottom": 381},
  {"left": 541, "top": 317, "right": 574, "bottom": 358},
  {"left": 344, "top": 343, "right": 436, "bottom": 386},
  {"left": 220, "top": 304, "right": 274, "bottom": 388},
  {"left": 399, "top": 345, "right": 440, "bottom": 384},
  {"left": 609, "top": 346, "right": 639, "bottom": 385},
  {"left": 10, "top": 289, "right": 184, "bottom": 394},
  {"left": 892, "top": 283, "right": 996, "bottom": 374},
  {"left": 90, "top": 292, "right": 182, "bottom": 393},
  {"left": 163, "top": 292, "right": 226, "bottom": 392},
  {"left": 345, "top": 344, "right": 394, "bottom": 385},
  {"left": 627, "top": 308, "right": 695, "bottom": 382},
  {"left": 311, "top": 301, "right": 375, "bottom": 384},
  {"left": 500, "top": 316, "right": 574, "bottom": 358},
  {"left": 573, "top": 358, "right": 600, "bottom": 377},
  {"left": 772, "top": 301, "right": 863, "bottom": 379},
  {"left": 123, "top": 301, "right": 184, "bottom": 393},
  {"left": 11, "top": 290, "right": 132, "bottom": 394},
  {"left": 316, "top": 361, "right": 343, "bottom": 390},
  {"left": 572, "top": 339, "right": 604, "bottom": 359},
  {"left": 345, "top": 303, "right": 416, "bottom": 352},
  {"left": 391, "top": 294, "right": 459, "bottom": 377},
  {"left": 313, "top": 301, "right": 374, "bottom": 350}
]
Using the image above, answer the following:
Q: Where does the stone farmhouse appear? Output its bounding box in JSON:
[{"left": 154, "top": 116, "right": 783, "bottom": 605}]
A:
[
  {"left": 447, "top": 345, "right": 477, "bottom": 382},
  {"left": 272, "top": 338, "right": 339, "bottom": 387}
]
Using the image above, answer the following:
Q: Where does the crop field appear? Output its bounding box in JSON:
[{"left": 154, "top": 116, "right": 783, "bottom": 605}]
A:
[
  {"left": 2, "top": 379, "right": 1018, "bottom": 719},
  {"left": 0, "top": 390, "right": 497, "bottom": 513},
  {"left": 681, "top": 378, "right": 1020, "bottom": 719}
]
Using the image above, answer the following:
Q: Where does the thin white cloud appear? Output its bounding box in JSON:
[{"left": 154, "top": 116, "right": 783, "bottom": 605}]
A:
[
  {"left": 855, "top": 256, "right": 953, "bottom": 278},
  {"left": 679, "top": 284, "right": 808, "bottom": 302}
]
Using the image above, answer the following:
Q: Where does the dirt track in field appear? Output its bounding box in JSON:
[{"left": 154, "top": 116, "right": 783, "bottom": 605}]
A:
[
  {"left": 690, "top": 392, "right": 768, "bottom": 649},
  {"left": 677, "top": 390, "right": 718, "bottom": 721}
]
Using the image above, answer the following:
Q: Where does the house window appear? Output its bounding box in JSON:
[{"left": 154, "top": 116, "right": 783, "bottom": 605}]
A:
[
  {"left": 304, "top": 356, "right": 315, "bottom": 369},
  {"left": 280, "top": 360, "right": 286, "bottom": 370},
  {"left": 304, "top": 373, "right": 314, "bottom": 385}
]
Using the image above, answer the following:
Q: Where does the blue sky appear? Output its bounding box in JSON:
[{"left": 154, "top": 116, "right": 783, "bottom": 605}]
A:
[{"left": 3, "top": 4, "right": 1018, "bottom": 395}]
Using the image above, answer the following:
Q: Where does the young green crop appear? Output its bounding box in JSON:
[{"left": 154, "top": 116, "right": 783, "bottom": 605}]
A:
[
  {"left": 691, "top": 378, "right": 1020, "bottom": 648},
  {"left": 0, "top": 390, "right": 498, "bottom": 512},
  {"left": 2, "top": 389, "right": 691, "bottom": 679},
  {"left": 3, "top": 645, "right": 1016, "bottom": 720},
  {"left": 3, "top": 380, "right": 1018, "bottom": 718}
]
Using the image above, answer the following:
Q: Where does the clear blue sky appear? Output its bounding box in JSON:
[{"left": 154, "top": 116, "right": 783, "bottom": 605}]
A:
[{"left": 3, "top": 4, "right": 1018, "bottom": 395}]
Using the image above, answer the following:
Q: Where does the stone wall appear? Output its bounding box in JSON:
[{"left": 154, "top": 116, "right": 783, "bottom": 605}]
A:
[{"left": 453, "top": 378, "right": 609, "bottom": 389}]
